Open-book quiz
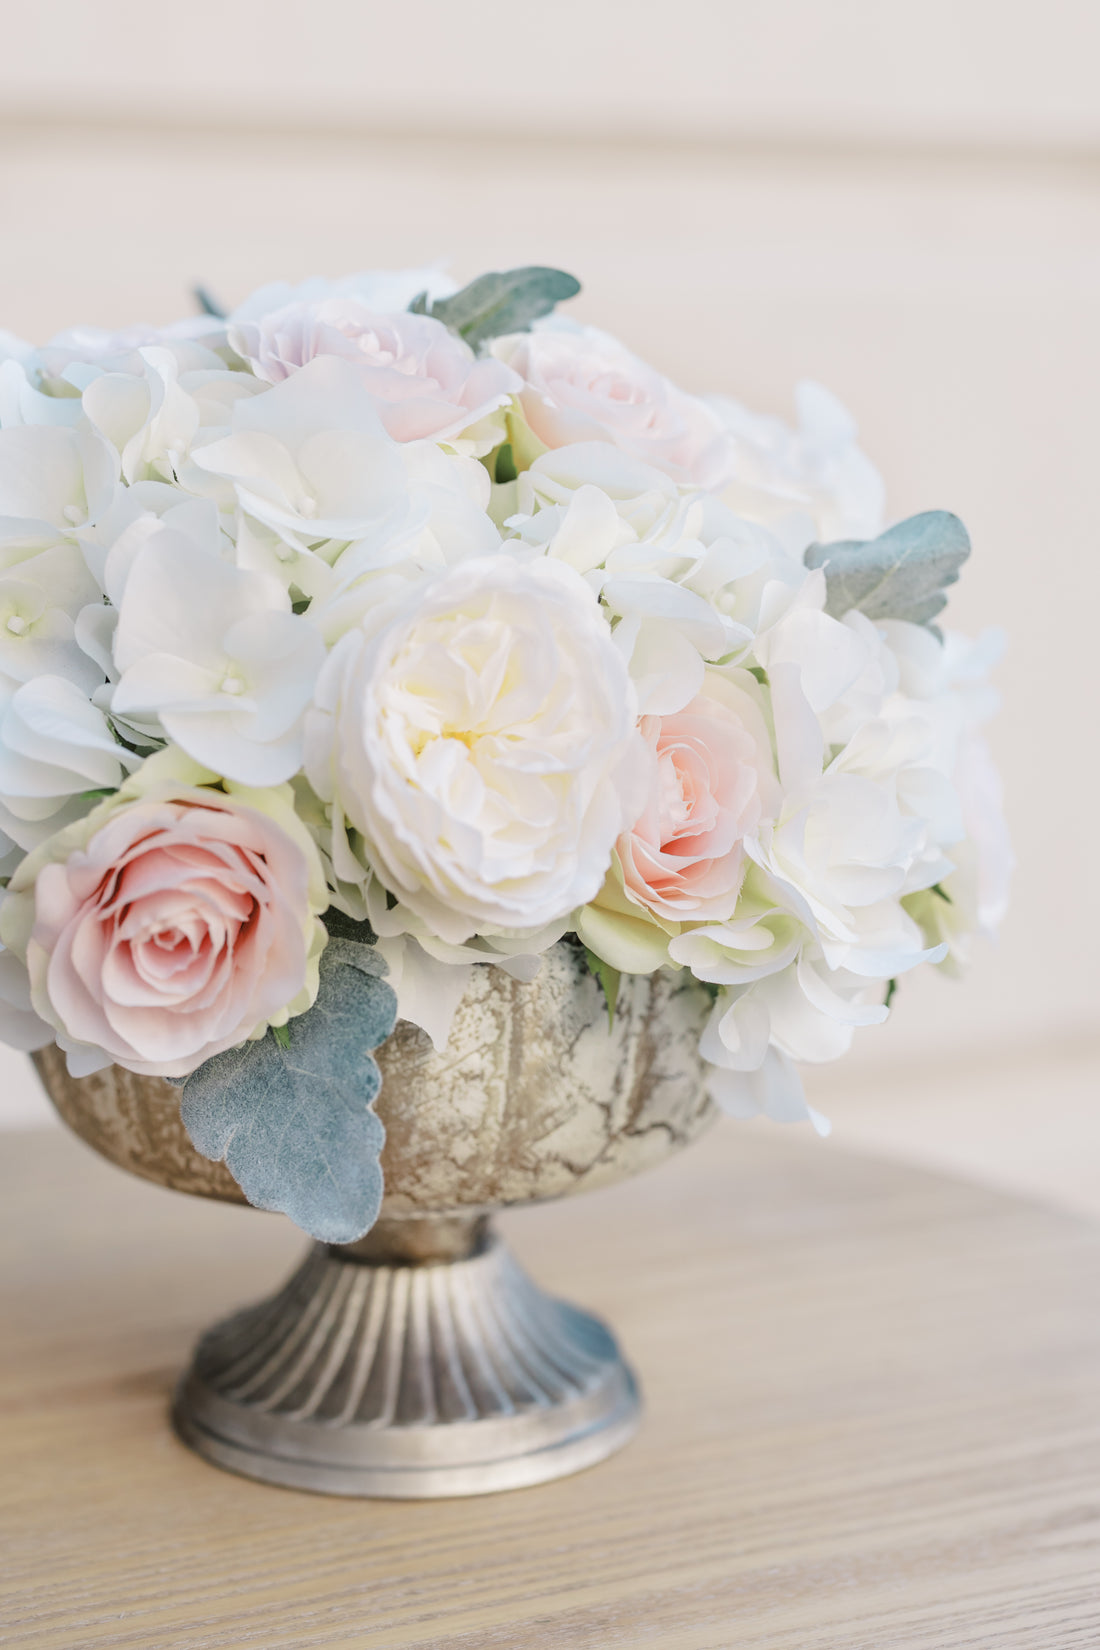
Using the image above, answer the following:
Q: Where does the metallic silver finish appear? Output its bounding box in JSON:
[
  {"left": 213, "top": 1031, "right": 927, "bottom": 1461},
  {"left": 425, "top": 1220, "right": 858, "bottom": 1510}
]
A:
[
  {"left": 33, "top": 945, "right": 716, "bottom": 1216},
  {"left": 172, "top": 1221, "right": 640, "bottom": 1498},
  {"left": 35, "top": 941, "right": 712, "bottom": 1497}
]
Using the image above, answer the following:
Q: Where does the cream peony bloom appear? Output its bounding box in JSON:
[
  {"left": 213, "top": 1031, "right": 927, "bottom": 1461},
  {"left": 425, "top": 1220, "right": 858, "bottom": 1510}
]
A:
[{"left": 305, "top": 554, "right": 646, "bottom": 945}]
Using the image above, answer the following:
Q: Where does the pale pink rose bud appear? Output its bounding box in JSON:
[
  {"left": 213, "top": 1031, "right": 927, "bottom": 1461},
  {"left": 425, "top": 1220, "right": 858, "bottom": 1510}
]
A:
[
  {"left": 618, "top": 683, "right": 773, "bottom": 922},
  {"left": 229, "top": 300, "right": 521, "bottom": 454},
  {"left": 494, "top": 323, "right": 731, "bottom": 489}
]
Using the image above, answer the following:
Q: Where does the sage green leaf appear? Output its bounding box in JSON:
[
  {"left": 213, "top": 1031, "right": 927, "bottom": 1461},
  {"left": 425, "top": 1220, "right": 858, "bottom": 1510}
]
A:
[
  {"left": 583, "top": 946, "right": 621, "bottom": 1030},
  {"left": 178, "top": 941, "right": 397, "bottom": 1244},
  {"left": 412, "top": 267, "right": 581, "bottom": 351},
  {"left": 192, "top": 284, "right": 227, "bottom": 319},
  {"left": 804, "top": 511, "right": 970, "bottom": 630},
  {"left": 493, "top": 441, "right": 518, "bottom": 485},
  {"left": 321, "top": 906, "right": 377, "bottom": 945}
]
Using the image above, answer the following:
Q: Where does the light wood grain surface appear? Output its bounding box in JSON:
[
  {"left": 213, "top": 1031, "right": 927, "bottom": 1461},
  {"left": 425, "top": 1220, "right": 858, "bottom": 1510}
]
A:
[{"left": 3, "top": 1119, "right": 1100, "bottom": 1648}]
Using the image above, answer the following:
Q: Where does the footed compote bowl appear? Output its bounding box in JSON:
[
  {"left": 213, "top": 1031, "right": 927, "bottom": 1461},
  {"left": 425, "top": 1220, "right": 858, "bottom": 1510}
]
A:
[{"left": 34, "top": 941, "right": 714, "bottom": 1498}]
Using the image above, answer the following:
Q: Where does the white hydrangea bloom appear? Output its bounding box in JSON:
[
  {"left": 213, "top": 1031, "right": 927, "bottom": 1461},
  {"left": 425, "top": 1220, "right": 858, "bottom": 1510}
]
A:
[
  {"left": 228, "top": 267, "right": 456, "bottom": 327},
  {"left": 0, "top": 543, "right": 103, "bottom": 693},
  {"left": 0, "top": 422, "right": 117, "bottom": 546},
  {"left": 507, "top": 442, "right": 814, "bottom": 714},
  {"left": 81, "top": 343, "right": 260, "bottom": 488},
  {"left": 190, "top": 355, "right": 422, "bottom": 552},
  {"left": 110, "top": 527, "right": 325, "bottom": 786},
  {"left": 0, "top": 674, "right": 140, "bottom": 852},
  {"left": 709, "top": 380, "right": 886, "bottom": 545}
]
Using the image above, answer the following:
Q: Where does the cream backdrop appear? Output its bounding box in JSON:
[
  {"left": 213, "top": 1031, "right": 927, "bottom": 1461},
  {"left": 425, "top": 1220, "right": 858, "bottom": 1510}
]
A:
[{"left": 0, "top": 1, "right": 1096, "bottom": 1208}]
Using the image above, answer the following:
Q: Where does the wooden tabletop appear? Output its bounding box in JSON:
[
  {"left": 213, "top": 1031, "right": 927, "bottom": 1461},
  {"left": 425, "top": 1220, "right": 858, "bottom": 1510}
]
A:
[{"left": 3, "top": 1117, "right": 1100, "bottom": 1650}]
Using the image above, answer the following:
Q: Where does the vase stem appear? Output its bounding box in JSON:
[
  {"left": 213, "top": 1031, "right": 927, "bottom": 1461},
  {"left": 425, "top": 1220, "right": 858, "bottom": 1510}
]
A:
[
  {"left": 173, "top": 1221, "right": 639, "bottom": 1498},
  {"left": 334, "top": 1213, "right": 490, "bottom": 1266}
]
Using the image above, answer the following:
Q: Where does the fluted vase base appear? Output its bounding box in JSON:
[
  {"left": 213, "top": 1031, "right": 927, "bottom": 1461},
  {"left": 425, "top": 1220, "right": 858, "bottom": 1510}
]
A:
[{"left": 172, "top": 1219, "right": 640, "bottom": 1498}]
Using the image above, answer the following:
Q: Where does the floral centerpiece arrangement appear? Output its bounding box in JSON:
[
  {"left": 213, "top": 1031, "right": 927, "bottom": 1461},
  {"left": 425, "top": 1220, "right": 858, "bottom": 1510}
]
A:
[{"left": 0, "top": 266, "right": 1010, "bottom": 1243}]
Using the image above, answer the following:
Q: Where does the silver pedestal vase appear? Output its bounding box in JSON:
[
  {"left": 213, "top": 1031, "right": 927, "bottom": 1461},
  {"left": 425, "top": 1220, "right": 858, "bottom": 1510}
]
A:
[{"left": 34, "top": 941, "right": 713, "bottom": 1498}]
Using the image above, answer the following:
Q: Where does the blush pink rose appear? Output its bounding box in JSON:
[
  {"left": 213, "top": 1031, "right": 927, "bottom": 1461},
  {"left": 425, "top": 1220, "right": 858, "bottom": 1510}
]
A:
[
  {"left": 228, "top": 299, "right": 522, "bottom": 453},
  {"left": 618, "top": 684, "right": 773, "bottom": 922},
  {"left": 3, "top": 761, "right": 326, "bottom": 1078},
  {"left": 493, "top": 324, "right": 731, "bottom": 489}
]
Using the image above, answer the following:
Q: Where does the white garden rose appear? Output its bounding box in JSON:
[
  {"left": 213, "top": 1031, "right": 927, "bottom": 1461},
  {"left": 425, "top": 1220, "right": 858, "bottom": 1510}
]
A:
[{"left": 304, "top": 554, "right": 646, "bottom": 945}]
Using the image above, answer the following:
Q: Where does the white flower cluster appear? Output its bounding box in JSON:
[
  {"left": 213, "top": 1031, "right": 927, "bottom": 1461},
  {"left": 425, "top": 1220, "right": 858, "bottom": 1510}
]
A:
[{"left": 0, "top": 266, "right": 1009, "bottom": 1117}]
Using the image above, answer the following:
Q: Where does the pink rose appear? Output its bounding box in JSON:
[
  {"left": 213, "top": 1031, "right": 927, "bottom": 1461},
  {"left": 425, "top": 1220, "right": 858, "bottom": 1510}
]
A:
[
  {"left": 494, "top": 324, "right": 731, "bottom": 489},
  {"left": 2, "top": 756, "right": 327, "bottom": 1078},
  {"left": 618, "top": 682, "right": 774, "bottom": 922},
  {"left": 229, "top": 300, "right": 521, "bottom": 453}
]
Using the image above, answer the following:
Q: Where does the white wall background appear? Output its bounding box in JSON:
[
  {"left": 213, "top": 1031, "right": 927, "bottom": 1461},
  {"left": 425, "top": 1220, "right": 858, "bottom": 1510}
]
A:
[{"left": 0, "top": 2, "right": 1096, "bottom": 1203}]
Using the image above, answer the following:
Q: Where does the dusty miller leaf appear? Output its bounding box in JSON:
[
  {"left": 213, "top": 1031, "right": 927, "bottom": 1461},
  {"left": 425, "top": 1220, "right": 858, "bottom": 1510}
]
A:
[
  {"left": 804, "top": 511, "right": 970, "bottom": 630},
  {"left": 193, "top": 283, "right": 227, "bottom": 319},
  {"left": 178, "top": 939, "right": 397, "bottom": 1243},
  {"left": 410, "top": 267, "right": 581, "bottom": 351}
]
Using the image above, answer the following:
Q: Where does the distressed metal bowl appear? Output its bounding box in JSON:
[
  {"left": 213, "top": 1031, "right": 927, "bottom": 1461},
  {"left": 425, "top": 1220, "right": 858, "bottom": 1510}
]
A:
[{"left": 34, "top": 940, "right": 714, "bottom": 1497}]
